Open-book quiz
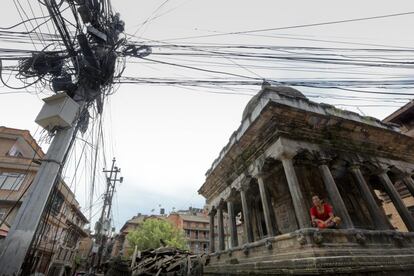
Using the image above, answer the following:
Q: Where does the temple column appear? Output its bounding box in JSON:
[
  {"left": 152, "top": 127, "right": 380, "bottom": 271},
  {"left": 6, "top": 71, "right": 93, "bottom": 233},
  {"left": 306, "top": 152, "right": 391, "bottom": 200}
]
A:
[
  {"left": 227, "top": 200, "right": 238, "bottom": 248},
  {"left": 208, "top": 209, "right": 216, "bottom": 253},
  {"left": 240, "top": 184, "right": 254, "bottom": 243},
  {"left": 403, "top": 175, "right": 414, "bottom": 198},
  {"left": 318, "top": 160, "right": 354, "bottom": 228},
  {"left": 217, "top": 205, "right": 225, "bottom": 250},
  {"left": 257, "top": 175, "right": 276, "bottom": 237},
  {"left": 378, "top": 171, "right": 414, "bottom": 232},
  {"left": 281, "top": 157, "right": 311, "bottom": 228},
  {"left": 349, "top": 165, "right": 389, "bottom": 230}
]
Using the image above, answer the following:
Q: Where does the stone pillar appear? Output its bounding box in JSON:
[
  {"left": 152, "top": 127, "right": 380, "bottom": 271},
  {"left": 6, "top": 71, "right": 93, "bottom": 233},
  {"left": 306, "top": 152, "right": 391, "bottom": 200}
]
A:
[
  {"left": 257, "top": 175, "right": 275, "bottom": 237},
  {"left": 240, "top": 186, "right": 254, "bottom": 243},
  {"left": 349, "top": 165, "right": 389, "bottom": 230},
  {"left": 318, "top": 161, "right": 354, "bottom": 228},
  {"left": 378, "top": 171, "right": 414, "bottom": 232},
  {"left": 281, "top": 157, "right": 311, "bottom": 228},
  {"left": 208, "top": 210, "right": 216, "bottom": 253},
  {"left": 227, "top": 200, "right": 238, "bottom": 248},
  {"left": 217, "top": 205, "right": 225, "bottom": 251},
  {"left": 403, "top": 175, "right": 414, "bottom": 198}
]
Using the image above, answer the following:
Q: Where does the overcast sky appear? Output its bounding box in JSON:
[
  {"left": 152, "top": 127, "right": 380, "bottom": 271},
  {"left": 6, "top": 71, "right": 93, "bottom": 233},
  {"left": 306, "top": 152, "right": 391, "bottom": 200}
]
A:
[{"left": 1, "top": 0, "right": 414, "bottom": 230}]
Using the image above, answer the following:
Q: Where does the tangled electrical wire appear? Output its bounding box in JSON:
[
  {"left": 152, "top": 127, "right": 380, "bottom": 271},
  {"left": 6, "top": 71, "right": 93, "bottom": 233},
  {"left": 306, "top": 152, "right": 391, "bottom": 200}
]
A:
[
  {"left": 0, "top": 0, "right": 152, "bottom": 120},
  {"left": 2, "top": 1, "right": 414, "bottom": 116}
]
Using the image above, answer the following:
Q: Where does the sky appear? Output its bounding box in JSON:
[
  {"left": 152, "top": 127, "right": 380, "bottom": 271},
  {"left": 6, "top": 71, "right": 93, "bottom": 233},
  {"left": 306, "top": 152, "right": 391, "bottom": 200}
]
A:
[{"left": 0, "top": 0, "right": 414, "bottom": 231}]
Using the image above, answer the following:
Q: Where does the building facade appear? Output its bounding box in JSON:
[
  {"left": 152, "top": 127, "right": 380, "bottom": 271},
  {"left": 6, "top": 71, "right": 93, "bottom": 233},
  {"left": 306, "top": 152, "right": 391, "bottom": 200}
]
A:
[
  {"left": 0, "top": 127, "right": 43, "bottom": 240},
  {"left": 112, "top": 213, "right": 160, "bottom": 258},
  {"left": 198, "top": 86, "right": 414, "bottom": 275},
  {"left": 381, "top": 101, "right": 414, "bottom": 232},
  {"left": 44, "top": 181, "right": 89, "bottom": 276},
  {"left": 167, "top": 208, "right": 210, "bottom": 254},
  {"left": 0, "top": 126, "right": 89, "bottom": 275}
]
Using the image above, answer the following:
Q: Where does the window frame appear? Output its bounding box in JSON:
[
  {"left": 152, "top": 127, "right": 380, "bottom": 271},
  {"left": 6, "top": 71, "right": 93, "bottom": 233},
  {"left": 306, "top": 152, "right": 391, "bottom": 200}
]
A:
[{"left": 0, "top": 172, "right": 26, "bottom": 191}]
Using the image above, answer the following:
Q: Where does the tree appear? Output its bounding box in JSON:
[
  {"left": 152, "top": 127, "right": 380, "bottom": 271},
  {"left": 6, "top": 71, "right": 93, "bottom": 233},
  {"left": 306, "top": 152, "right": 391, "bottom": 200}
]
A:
[{"left": 127, "top": 218, "right": 188, "bottom": 251}]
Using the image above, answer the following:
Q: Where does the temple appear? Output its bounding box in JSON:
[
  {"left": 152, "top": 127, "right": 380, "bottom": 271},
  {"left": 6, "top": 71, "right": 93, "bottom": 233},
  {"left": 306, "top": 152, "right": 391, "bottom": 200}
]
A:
[{"left": 198, "top": 85, "right": 414, "bottom": 275}]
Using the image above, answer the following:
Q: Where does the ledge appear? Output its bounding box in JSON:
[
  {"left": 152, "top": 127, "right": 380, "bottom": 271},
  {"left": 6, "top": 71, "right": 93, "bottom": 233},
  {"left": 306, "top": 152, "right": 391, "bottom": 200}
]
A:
[{"left": 206, "top": 228, "right": 414, "bottom": 274}]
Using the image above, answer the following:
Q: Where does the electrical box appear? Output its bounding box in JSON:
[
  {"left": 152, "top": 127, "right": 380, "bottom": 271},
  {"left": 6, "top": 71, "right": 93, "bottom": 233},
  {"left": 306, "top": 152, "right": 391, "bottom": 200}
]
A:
[{"left": 35, "top": 93, "right": 79, "bottom": 131}]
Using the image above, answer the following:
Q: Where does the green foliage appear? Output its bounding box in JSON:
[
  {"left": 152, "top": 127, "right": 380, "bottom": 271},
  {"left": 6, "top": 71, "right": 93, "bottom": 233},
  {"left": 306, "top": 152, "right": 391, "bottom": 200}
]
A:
[
  {"left": 73, "top": 254, "right": 83, "bottom": 266},
  {"left": 127, "top": 218, "right": 188, "bottom": 251}
]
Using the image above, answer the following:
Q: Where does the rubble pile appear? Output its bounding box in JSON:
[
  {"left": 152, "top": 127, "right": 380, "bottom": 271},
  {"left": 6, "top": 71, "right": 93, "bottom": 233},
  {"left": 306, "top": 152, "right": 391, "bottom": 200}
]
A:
[
  {"left": 105, "top": 256, "right": 131, "bottom": 276},
  {"left": 131, "top": 247, "right": 205, "bottom": 276}
]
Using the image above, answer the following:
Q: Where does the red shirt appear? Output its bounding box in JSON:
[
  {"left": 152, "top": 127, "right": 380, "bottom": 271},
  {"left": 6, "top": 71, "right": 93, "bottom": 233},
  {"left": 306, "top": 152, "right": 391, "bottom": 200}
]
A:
[{"left": 310, "top": 203, "right": 333, "bottom": 221}]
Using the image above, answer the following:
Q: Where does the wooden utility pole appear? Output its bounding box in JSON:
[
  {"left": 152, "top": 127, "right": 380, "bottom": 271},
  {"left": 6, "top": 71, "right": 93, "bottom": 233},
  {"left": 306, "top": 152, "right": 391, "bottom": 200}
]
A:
[{"left": 0, "top": 99, "right": 84, "bottom": 275}]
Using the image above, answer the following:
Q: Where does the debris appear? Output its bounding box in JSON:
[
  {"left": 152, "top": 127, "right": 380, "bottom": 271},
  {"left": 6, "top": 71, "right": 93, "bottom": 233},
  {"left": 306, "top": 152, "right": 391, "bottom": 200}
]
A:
[
  {"left": 106, "top": 256, "right": 131, "bottom": 276},
  {"left": 131, "top": 247, "right": 204, "bottom": 276}
]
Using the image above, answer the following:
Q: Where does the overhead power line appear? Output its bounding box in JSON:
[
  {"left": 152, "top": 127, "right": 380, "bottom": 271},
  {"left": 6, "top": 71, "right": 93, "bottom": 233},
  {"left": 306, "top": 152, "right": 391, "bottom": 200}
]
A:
[{"left": 163, "top": 11, "right": 414, "bottom": 41}]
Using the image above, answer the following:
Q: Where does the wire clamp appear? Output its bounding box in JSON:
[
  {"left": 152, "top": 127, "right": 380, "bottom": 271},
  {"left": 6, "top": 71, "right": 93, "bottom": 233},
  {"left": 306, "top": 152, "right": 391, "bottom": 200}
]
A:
[{"left": 41, "top": 158, "right": 62, "bottom": 166}]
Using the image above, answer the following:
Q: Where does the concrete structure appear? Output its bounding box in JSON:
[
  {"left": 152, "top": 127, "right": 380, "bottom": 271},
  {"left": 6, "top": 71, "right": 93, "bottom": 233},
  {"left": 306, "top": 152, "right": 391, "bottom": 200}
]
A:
[
  {"left": 0, "top": 126, "right": 88, "bottom": 275},
  {"left": 167, "top": 208, "right": 210, "bottom": 254},
  {"left": 198, "top": 86, "right": 414, "bottom": 275}
]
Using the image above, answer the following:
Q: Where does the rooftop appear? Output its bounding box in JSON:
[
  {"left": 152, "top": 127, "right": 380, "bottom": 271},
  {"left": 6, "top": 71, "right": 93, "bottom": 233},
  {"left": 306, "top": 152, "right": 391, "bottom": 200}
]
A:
[
  {"left": 206, "top": 85, "right": 399, "bottom": 177},
  {"left": 180, "top": 214, "right": 209, "bottom": 223},
  {"left": 198, "top": 85, "right": 414, "bottom": 200},
  {"left": 383, "top": 100, "right": 414, "bottom": 126}
]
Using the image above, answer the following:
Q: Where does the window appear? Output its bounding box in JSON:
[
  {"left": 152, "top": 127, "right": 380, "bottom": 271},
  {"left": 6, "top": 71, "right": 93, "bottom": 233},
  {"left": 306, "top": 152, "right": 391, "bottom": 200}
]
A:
[
  {"left": 49, "top": 192, "right": 64, "bottom": 216},
  {"left": 0, "top": 172, "right": 26, "bottom": 190},
  {"left": 8, "top": 145, "right": 23, "bottom": 157}
]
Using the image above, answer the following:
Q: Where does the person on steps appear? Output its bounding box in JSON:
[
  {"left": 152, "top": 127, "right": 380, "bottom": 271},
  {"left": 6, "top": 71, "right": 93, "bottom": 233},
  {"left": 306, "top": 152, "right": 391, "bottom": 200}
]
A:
[{"left": 310, "top": 195, "right": 341, "bottom": 229}]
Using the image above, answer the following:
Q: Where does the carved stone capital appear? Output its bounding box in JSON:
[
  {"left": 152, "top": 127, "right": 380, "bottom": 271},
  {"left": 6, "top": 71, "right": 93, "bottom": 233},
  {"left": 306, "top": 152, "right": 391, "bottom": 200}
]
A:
[
  {"left": 376, "top": 168, "right": 390, "bottom": 177},
  {"left": 266, "top": 137, "right": 300, "bottom": 161},
  {"left": 208, "top": 208, "right": 217, "bottom": 217},
  {"left": 374, "top": 163, "right": 390, "bottom": 176},
  {"left": 278, "top": 150, "right": 297, "bottom": 161},
  {"left": 249, "top": 156, "right": 266, "bottom": 178},
  {"left": 315, "top": 151, "right": 333, "bottom": 165},
  {"left": 348, "top": 163, "right": 361, "bottom": 171},
  {"left": 239, "top": 176, "right": 252, "bottom": 192},
  {"left": 216, "top": 200, "right": 225, "bottom": 210}
]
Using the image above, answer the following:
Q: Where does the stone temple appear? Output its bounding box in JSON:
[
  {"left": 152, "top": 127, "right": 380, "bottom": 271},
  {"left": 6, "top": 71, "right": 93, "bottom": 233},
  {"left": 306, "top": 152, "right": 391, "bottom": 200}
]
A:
[{"left": 198, "top": 84, "right": 414, "bottom": 275}]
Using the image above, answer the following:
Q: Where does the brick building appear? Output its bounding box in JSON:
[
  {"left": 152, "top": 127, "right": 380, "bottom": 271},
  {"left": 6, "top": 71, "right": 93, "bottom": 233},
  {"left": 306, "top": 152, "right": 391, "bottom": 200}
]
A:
[
  {"left": 0, "top": 126, "right": 88, "bottom": 275},
  {"left": 167, "top": 209, "right": 210, "bottom": 254},
  {"left": 112, "top": 213, "right": 163, "bottom": 258}
]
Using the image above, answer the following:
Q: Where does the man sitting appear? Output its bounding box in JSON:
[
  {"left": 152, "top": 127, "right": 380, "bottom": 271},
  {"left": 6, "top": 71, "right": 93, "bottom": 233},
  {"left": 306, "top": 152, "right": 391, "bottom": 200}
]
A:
[{"left": 310, "top": 195, "right": 341, "bottom": 229}]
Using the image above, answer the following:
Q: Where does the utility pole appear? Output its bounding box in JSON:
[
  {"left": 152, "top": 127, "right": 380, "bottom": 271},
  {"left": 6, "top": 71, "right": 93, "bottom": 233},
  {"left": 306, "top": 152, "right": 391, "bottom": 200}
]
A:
[
  {"left": 0, "top": 96, "right": 84, "bottom": 275},
  {"left": 0, "top": 0, "right": 136, "bottom": 274},
  {"left": 92, "top": 157, "right": 123, "bottom": 272}
]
